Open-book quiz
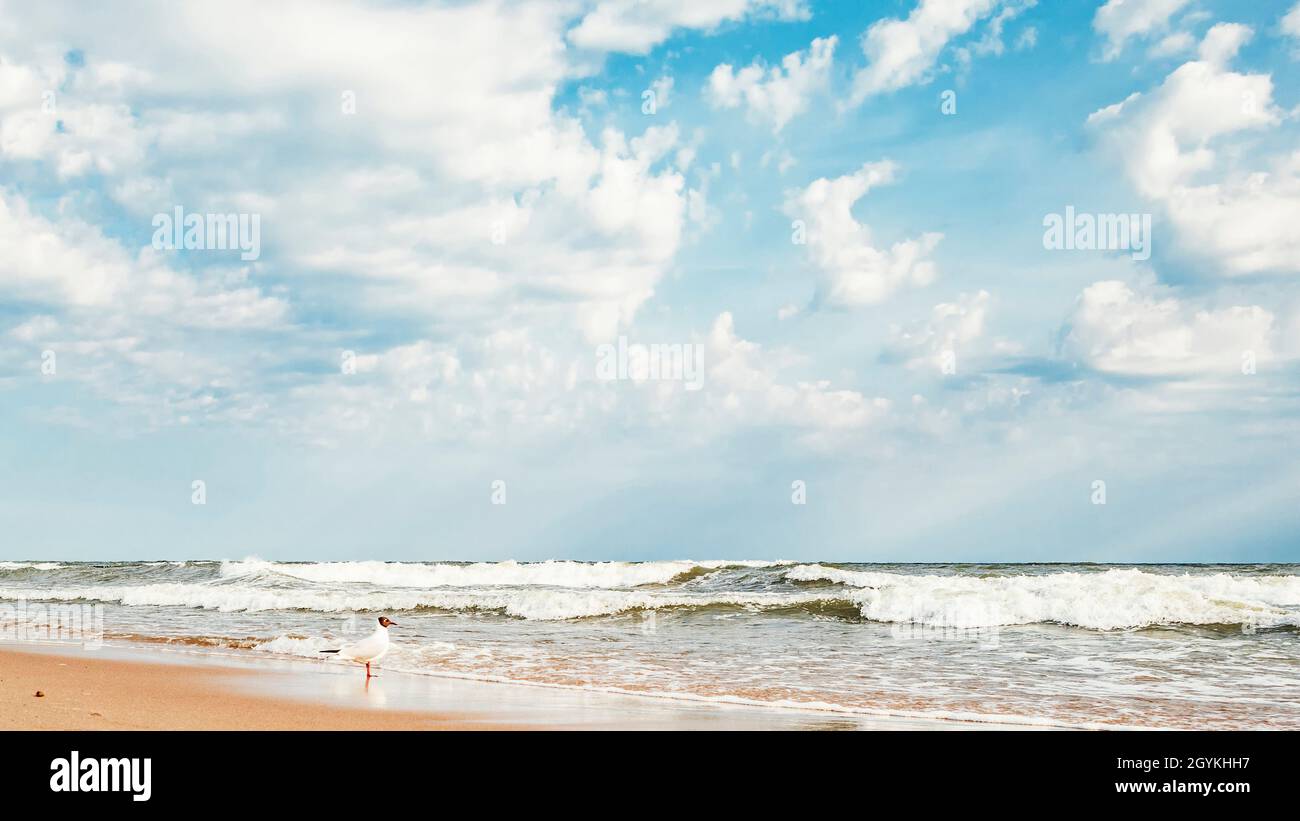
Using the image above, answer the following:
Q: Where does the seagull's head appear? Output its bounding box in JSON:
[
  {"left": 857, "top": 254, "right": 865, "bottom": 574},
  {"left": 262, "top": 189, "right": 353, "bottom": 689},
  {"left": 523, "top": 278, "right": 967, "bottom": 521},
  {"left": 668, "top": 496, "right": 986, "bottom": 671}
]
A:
[{"left": 378, "top": 616, "right": 398, "bottom": 629}]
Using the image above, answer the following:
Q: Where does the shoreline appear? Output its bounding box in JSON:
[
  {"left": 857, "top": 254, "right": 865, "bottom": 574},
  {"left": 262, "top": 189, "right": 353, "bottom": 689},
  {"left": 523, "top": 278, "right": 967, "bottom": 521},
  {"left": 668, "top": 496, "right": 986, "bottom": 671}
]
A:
[{"left": 0, "top": 642, "right": 1032, "bottom": 730}]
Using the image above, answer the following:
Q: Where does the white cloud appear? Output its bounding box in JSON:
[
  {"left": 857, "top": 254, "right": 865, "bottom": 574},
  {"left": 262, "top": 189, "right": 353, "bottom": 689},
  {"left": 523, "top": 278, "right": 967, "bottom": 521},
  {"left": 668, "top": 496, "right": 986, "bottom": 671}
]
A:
[
  {"left": 0, "top": 0, "right": 898, "bottom": 448},
  {"left": 0, "top": 100, "right": 282, "bottom": 182},
  {"left": 7, "top": 2, "right": 592, "bottom": 188},
  {"left": 955, "top": 0, "right": 1038, "bottom": 61},
  {"left": 577, "top": 86, "right": 608, "bottom": 110},
  {"left": 0, "top": 2, "right": 697, "bottom": 439},
  {"left": 706, "top": 36, "right": 836, "bottom": 132},
  {"left": 1061, "top": 280, "right": 1275, "bottom": 378},
  {"left": 783, "top": 161, "right": 942, "bottom": 307},
  {"left": 0, "top": 94, "right": 147, "bottom": 178},
  {"left": 284, "top": 311, "right": 891, "bottom": 448},
  {"left": 847, "top": 0, "right": 1001, "bottom": 105},
  {"left": 286, "top": 330, "right": 588, "bottom": 446},
  {"left": 0, "top": 187, "right": 292, "bottom": 426},
  {"left": 885, "top": 290, "right": 991, "bottom": 372},
  {"left": 9, "top": 314, "right": 60, "bottom": 343},
  {"left": 568, "top": 0, "right": 809, "bottom": 54},
  {"left": 760, "top": 147, "right": 796, "bottom": 173},
  {"left": 2, "top": 2, "right": 699, "bottom": 347},
  {"left": 707, "top": 312, "right": 889, "bottom": 435},
  {"left": 648, "top": 75, "right": 673, "bottom": 109},
  {"left": 1093, "top": 0, "right": 1191, "bottom": 61},
  {"left": 1149, "top": 30, "right": 1195, "bottom": 59},
  {"left": 1197, "top": 21, "right": 1252, "bottom": 64},
  {"left": 1088, "top": 24, "right": 1300, "bottom": 277},
  {"left": 0, "top": 188, "right": 285, "bottom": 327},
  {"left": 1285, "top": 3, "right": 1300, "bottom": 41},
  {"left": 145, "top": 108, "right": 286, "bottom": 154}
]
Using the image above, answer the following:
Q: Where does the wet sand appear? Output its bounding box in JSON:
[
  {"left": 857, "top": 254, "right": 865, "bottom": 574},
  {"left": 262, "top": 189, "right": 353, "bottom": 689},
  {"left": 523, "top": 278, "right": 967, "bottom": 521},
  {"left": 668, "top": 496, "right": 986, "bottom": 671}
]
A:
[{"left": 0, "top": 642, "right": 1023, "bottom": 730}]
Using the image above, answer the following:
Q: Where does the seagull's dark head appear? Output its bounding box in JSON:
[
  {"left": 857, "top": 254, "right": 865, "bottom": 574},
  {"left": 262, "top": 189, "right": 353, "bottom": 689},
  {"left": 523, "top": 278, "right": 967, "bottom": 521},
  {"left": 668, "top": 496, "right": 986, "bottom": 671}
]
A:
[{"left": 378, "top": 616, "right": 397, "bottom": 628}]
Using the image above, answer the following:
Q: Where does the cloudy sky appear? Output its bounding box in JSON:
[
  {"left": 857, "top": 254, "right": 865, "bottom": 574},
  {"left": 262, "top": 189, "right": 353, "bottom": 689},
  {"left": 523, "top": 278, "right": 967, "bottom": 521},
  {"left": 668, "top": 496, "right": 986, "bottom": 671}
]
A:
[{"left": 3, "top": 0, "right": 1299, "bottom": 562}]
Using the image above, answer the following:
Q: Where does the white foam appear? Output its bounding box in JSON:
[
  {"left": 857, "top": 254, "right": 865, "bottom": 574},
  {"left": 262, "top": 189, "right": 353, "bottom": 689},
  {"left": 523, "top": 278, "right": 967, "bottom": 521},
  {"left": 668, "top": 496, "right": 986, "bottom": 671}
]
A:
[
  {"left": 0, "top": 583, "right": 829, "bottom": 620},
  {"left": 0, "top": 562, "right": 63, "bottom": 570},
  {"left": 786, "top": 565, "right": 1300, "bottom": 630}
]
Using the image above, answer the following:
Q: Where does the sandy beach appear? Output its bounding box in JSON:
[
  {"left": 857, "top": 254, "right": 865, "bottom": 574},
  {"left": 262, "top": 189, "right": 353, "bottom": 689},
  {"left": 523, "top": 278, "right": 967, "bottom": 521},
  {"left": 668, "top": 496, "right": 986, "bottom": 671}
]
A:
[
  {"left": 0, "top": 642, "right": 1012, "bottom": 730},
  {"left": 0, "top": 645, "right": 515, "bottom": 730}
]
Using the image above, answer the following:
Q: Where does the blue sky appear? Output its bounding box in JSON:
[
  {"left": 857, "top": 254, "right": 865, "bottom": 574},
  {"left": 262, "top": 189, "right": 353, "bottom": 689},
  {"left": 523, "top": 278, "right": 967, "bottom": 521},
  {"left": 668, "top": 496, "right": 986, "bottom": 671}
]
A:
[{"left": 3, "top": 0, "right": 1300, "bottom": 562}]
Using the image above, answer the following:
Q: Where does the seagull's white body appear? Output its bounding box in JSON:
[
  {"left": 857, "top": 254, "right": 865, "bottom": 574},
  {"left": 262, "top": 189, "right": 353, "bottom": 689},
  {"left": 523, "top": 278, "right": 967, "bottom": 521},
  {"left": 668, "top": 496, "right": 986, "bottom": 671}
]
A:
[
  {"left": 337, "top": 622, "right": 390, "bottom": 664},
  {"left": 320, "top": 616, "right": 396, "bottom": 678}
]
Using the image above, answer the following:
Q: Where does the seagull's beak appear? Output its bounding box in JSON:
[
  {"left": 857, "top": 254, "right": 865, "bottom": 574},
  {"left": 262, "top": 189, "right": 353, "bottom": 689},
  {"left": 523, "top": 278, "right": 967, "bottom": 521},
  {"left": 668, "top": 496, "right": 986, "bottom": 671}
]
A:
[{"left": 388, "top": 621, "right": 398, "bottom": 627}]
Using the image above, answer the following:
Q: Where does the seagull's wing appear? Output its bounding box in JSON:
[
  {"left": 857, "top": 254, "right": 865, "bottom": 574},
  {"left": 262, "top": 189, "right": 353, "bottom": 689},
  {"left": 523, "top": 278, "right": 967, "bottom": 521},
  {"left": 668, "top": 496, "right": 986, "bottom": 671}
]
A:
[{"left": 339, "top": 631, "right": 385, "bottom": 661}]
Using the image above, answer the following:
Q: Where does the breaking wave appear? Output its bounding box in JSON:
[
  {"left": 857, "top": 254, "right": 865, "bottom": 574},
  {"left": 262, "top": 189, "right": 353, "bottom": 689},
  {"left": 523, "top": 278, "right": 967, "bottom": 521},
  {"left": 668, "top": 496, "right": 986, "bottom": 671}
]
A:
[
  {"left": 785, "top": 565, "right": 1300, "bottom": 630},
  {"left": 218, "top": 558, "right": 791, "bottom": 589},
  {"left": 0, "top": 583, "right": 834, "bottom": 620},
  {"left": 2, "top": 560, "right": 1298, "bottom": 628}
]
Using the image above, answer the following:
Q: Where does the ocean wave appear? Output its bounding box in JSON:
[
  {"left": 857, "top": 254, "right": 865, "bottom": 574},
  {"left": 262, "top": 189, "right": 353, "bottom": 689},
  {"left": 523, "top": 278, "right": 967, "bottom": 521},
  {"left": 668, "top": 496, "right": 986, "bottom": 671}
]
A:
[
  {"left": 6, "top": 563, "right": 1299, "bottom": 629},
  {"left": 218, "top": 558, "right": 790, "bottom": 589},
  {"left": 785, "top": 565, "right": 1300, "bottom": 630},
  {"left": 0, "top": 583, "right": 833, "bottom": 620},
  {"left": 0, "top": 561, "right": 64, "bottom": 571},
  {"left": 109, "top": 632, "right": 262, "bottom": 650}
]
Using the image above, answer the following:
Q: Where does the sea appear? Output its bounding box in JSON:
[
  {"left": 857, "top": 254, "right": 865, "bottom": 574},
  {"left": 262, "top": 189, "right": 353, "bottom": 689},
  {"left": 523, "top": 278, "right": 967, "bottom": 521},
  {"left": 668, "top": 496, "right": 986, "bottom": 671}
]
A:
[{"left": 2, "top": 559, "right": 1298, "bottom": 728}]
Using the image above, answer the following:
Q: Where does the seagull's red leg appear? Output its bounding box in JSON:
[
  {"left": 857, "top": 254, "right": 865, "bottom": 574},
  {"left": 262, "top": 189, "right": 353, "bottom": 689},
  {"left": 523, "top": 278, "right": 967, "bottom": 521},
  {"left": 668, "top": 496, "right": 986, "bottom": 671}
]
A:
[{"left": 366, "top": 662, "right": 371, "bottom": 679}]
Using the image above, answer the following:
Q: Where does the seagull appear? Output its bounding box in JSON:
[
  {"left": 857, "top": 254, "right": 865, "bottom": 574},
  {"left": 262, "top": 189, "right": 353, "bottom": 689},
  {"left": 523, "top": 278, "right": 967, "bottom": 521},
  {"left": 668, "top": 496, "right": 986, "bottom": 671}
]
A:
[{"left": 319, "top": 616, "right": 397, "bottom": 679}]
